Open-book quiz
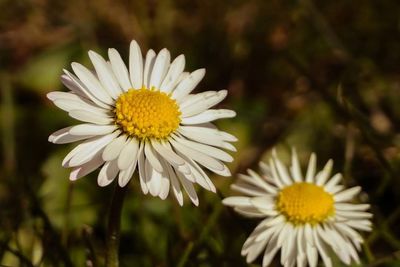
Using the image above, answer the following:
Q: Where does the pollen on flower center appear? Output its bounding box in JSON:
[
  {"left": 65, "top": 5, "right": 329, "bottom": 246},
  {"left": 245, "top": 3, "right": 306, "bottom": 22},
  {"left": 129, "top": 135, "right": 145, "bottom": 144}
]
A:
[
  {"left": 114, "top": 88, "right": 181, "bottom": 139},
  {"left": 276, "top": 182, "right": 334, "bottom": 225}
]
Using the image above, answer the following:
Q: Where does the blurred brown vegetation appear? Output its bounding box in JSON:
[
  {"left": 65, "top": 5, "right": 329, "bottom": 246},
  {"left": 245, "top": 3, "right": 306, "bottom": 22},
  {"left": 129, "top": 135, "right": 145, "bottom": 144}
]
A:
[{"left": 1, "top": 0, "right": 400, "bottom": 266}]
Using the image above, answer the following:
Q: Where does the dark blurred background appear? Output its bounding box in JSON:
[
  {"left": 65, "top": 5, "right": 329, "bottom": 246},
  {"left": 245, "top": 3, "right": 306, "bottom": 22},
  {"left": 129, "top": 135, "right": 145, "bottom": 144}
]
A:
[{"left": 1, "top": 0, "right": 400, "bottom": 266}]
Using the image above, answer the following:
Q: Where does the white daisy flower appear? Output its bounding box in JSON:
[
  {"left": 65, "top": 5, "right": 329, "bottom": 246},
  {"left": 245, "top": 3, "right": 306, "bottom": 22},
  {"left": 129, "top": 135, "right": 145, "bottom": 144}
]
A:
[
  {"left": 223, "top": 149, "right": 372, "bottom": 267},
  {"left": 48, "top": 40, "right": 237, "bottom": 206}
]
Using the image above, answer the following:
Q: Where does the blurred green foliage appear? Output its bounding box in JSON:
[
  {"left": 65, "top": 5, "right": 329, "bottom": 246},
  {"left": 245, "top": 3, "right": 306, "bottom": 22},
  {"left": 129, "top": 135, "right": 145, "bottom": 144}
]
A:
[{"left": 1, "top": 0, "right": 400, "bottom": 266}]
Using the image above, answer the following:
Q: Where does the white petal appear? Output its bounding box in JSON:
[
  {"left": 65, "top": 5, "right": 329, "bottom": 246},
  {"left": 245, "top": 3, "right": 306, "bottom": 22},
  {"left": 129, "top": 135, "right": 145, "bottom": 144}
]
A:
[
  {"left": 175, "top": 150, "right": 216, "bottom": 192},
  {"left": 222, "top": 196, "right": 252, "bottom": 207},
  {"left": 68, "top": 132, "right": 118, "bottom": 167},
  {"left": 49, "top": 126, "right": 92, "bottom": 144},
  {"left": 69, "top": 124, "right": 116, "bottom": 136},
  {"left": 269, "top": 158, "right": 284, "bottom": 188},
  {"left": 97, "top": 160, "right": 119, "bottom": 186},
  {"left": 273, "top": 153, "right": 292, "bottom": 186},
  {"left": 62, "top": 70, "right": 111, "bottom": 109},
  {"left": 118, "top": 153, "right": 138, "bottom": 187},
  {"left": 47, "top": 91, "right": 81, "bottom": 102},
  {"left": 145, "top": 159, "right": 162, "bottom": 196},
  {"left": 175, "top": 169, "right": 199, "bottom": 206},
  {"left": 306, "top": 244, "right": 318, "bottom": 267},
  {"left": 290, "top": 148, "right": 303, "bottom": 182},
  {"left": 69, "top": 153, "right": 104, "bottom": 181},
  {"left": 179, "top": 125, "right": 237, "bottom": 142},
  {"left": 143, "top": 49, "right": 156, "bottom": 88},
  {"left": 173, "top": 135, "right": 233, "bottom": 162},
  {"left": 262, "top": 231, "right": 281, "bottom": 267},
  {"left": 250, "top": 196, "right": 275, "bottom": 212},
  {"left": 129, "top": 40, "right": 143, "bottom": 89},
  {"left": 144, "top": 141, "right": 163, "bottom": 172},
  {"left": 334, "top": 186, "right": 361, "bottom": 202},
  {"left": 313, "top": 229, "right": 332, "bottom": 267},
  {"left": 336, "top": 210, "right": 372, "bottom": 219},
  {"left": 305, "top": 153, "right": 317, "bottom": 183},
  {"left": 60, "top": 74, "right": 86, "bottom": 98},
  {"left": 165, "top": 162, "right": 183, "bottom": 205},
  {"left": 316, "top": 159, "right": 333, "bottom": 186},
  {"left": 117, "top": 138, "right": 139, "bottom": 170},
  {"left": 102, "top": 135, "right": 127, "bottom": 161},
  {"left": 160, "top": 54, "right": 185, "bottom": 93},
  {"left": 231, "top": 183, "right": 266, "bottom": 197},
  {"left": 149, "top": 48, "right": 170, "bottom": 89},
  {"left": 239, "top": 172, "right": 277, "bottom": 194},
  {"left": 324, "top": 173, "right": 342, "bottom": 192},
  {"left": 71, "top": 62, "right": 113, "bottom": 104},
  {"left": 53, "top": 98, "right": 110, "bottom": 115},
  {"left": 178, "top": 127, "right": 236, "bottom": 152},
  {"left": 88, "top": 50, "right": 122, "bottom": 99},
  {"left": 169, "top": 138, "right": 227, "bottom": 175},
  {"left": 68, "top": 109, "right": 113, "bottom": 125},
  {"left": 137, "top": 143, "right": 148, "bottom": 194},
  {"left": 151, "top": 140, "right": 186, "bottom": 166},
  {"left": 171, "top": 69, "right": 205, "bottom": 102},
  {"left": 108, "top": 48, "right": 132, "bottom": 91},
  {"left": 181, "top": 90, "right": 228, "bottom": 117},
  {"left": 181, "top": 109, "right": 236, "bottom": 124}
]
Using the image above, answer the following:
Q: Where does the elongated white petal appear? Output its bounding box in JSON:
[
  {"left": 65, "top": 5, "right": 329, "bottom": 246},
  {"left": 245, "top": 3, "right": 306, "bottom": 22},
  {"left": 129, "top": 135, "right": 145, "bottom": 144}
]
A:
[
  {"left": 181, "top": 90, "right": 228, "bottom": 117},
  {"left": 49, "top": 126, "right": 92, "bottom": 144},
  {"left": 70, "top": 124, "right": 116, "bottom": 136},
  {"left": 164, "top": 162, "right": 183, "bottom": 205},
  {"left": 305, "top": 153, "right": 317, "bottom": 183},
  {"left": 181, "top": 109, "right": 236, "bottom": 124},
  {"left": 71, "top": 62, "right": 113, "bottom": 104},
  {"left": 60, "top": 75, "right": 86, "bottom": 98},
  {"left": 143, "top": 49, "right": 156, "bottom": 89},
  {"left": 62, "top": 69, "right": 111, "bottom": 109},
  {"left": 316, "top": 159, "right": 333, "bottom": 186},
  {"left": 129, "top": 40, "right": 143, "bottom": 89},
  {"left": 88, "top": 50, "right": 122, "bottom": 99},
  {"left": 136, "top": 143, "right": 148, "bottom": 194},
  {"left": 68, "top": 110, "right": 113, "bottom": 125},
  {"left": 175, "top": 170, "right": 199, "bottom": 206},
  {"left": 117, "top": 138, "right": 139, "bottom": 170},
  {"left": 290, "top": 148, "right": 303, "bottom": 182},
  {"left": 179, "top": 125, "right": 237, "bottom": 142},
  {"left": 173, "top": 135, "right": 233, "bottom": 162},
  {"left": 69, "top": 153, "right": 104, "bottom": 181},
  {"left": 334, "top": 186, "right": 361, "bottom": 202},
  {"left": 102, "top": 135, "right": 127, "bottom": 161},
  {"left": 118, "top": 146, "right": 139, "bottom": 187},
  {"left": 179, "top": 127, "right": 236, "bottom": 151},
  {"left": 68, "top": 132, "right": 118, "bottom": 167},
  {"left": 149, "top": 48, "right": 170, "bottom": 89},
  {"left": 151, "top": 140, "right": 185, "bottom": 166},
  {"left": 160, "top": 54, "right": 185, "bottom": 92},
  {"left": 172, "top": 69, "right": 205, "bottom": 102},
  {"left": 108, "top": 48, "right": 132, "bottom": 91},
  {"left": 144, "top": 141, "right": 163, "bottom": 172},
  {"left": 98, "top": 160, "right": 119, "bottom": 186}
]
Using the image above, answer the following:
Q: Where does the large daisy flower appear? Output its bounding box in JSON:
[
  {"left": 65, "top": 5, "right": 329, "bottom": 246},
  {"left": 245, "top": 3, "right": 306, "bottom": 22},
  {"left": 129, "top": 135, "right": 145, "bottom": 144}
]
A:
[
  {"left": 48, "top": 40, "right": 236, "bottom": 205},
  {"left": 223, "top": 149, "right": 372, "bottom": 267}
]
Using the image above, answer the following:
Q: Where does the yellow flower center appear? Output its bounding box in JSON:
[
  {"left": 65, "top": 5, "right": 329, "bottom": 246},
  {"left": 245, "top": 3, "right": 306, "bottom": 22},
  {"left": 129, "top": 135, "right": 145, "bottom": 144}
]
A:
[
  {"left": 114, "top": 88, "right": 181, "bottom": 139},
  {"left": 276, "top": 182, "right": 334, "bottom": 225}
]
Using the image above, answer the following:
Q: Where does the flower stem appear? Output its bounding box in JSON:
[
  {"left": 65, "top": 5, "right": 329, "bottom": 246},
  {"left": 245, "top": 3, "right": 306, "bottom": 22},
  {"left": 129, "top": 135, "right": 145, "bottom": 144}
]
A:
[{"left": 105, "top": 184, "right": 127, "bottom": 267}]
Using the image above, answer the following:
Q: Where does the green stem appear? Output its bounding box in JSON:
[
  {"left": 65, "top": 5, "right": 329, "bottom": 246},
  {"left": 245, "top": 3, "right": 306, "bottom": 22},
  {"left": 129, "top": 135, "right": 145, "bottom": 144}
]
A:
[{"left": 105, "top": 184, "right": 127, "bottom": 267}]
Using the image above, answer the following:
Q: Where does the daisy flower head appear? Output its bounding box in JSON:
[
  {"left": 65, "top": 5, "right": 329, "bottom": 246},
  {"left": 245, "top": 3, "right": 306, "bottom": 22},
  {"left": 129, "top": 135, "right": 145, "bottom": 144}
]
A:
[
  {"left": 48, "top": 40, "right": 237, "bottom": 206},
  {"left": 223, "top": 149, "right": 372, "bottom": 267}
]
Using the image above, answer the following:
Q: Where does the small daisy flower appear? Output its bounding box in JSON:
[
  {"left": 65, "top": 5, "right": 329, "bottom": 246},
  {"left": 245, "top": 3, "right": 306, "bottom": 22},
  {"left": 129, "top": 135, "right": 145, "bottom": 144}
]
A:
[
  {"left": 223, "top": 149, "right": 372, "bottom": 267},
  {"left": 48, "top": 40, "right": 237, "bottom": 205}
]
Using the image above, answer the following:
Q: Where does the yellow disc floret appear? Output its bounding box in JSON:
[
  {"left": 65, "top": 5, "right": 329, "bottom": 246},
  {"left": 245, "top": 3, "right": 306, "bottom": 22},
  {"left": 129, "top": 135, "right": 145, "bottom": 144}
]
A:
[
  {"left": 114, "top": 88, "right": 181, "bottom": 139},
  {"left": 276, "top": 182, "right": 334, "bottom": 225}
]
